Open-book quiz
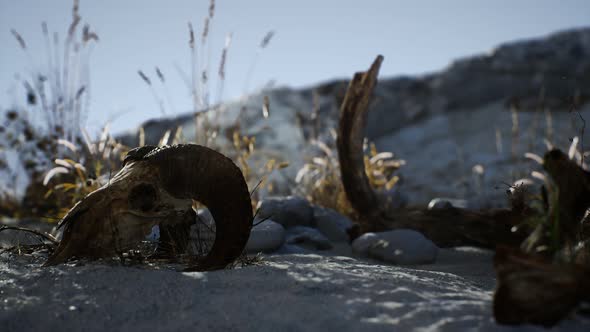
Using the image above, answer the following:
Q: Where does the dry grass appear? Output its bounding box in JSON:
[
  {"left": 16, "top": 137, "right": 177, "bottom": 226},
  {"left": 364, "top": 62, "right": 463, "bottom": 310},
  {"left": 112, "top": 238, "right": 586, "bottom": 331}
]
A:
[
  {"left": 519, "top": 135, "right": 589, "bottom": 255},
  {"left": 506, "top": 101, "right": 588, "bottom": 266},
  {"left": 9, "top": 0, "right": 98, "bottom": 143},
  {"left": 0, "top": 2, "right": 284, "bottom": 270},
  {"left": 1, "top": 0, "right": 101, "bottom": 218},
  {"left": 2, "top": 0, "right": 281, "bottom": 221},
  {"left": 492, "top": 93, "right": 589, "bottom": 259},
  {"left": 135, "top": 0, "right": 283, "bottom": 210},
  {"left": 295, "top": 136, "right": 404, "bottom": 219},
  {"left": 42, "top": 125, "right": 128, "bottom": 219}
]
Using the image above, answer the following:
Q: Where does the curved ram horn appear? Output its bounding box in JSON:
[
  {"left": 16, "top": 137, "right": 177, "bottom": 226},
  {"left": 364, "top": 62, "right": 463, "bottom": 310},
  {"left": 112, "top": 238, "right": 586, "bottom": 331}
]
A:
[
  {"left": 45, "top": 144, "right": 253, "bottom": 271},
  {"left": 144, "top": 144, "right": 253, "bottom": 271}
]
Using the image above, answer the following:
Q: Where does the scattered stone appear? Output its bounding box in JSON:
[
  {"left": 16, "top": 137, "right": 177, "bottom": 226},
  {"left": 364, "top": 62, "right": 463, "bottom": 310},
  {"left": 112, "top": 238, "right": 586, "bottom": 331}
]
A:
[
  {"left": 256, "top": 196, "right": 315, "bottom": 229},
  {"left": 196, "top": 208, "right": 214, "bottom": 226},
  {"left": 186, "top": 208, "right": 216, "bottom": 246},
  {"left": 352, "top": 229, "right": 438, "bottom": 265},
  {"left": 113, "top": 28, "right": 590, "bottom": 208},
  {"left": 145, "top": 225, "right": 160, "bottom": 242},
  {"left": 285, "top": 226, "right": 332, "bottom": 250},
  {"left": 351, "top": 232, "right": 378, "bottom": 255},
  {"left": 312, "top": 206, "right": 353, "bottom": 242},
  {"left": 273, "top": 243, "right": 315, "bottom": 255},
  {"left": 512, "top": 178, "right": 536, "bottom": 191},
  {"left": 246, "top": 220, "right": 286, "bottom": 253},
  {"left": 428, "top": 198, "right": 467, "bottom": 210}
]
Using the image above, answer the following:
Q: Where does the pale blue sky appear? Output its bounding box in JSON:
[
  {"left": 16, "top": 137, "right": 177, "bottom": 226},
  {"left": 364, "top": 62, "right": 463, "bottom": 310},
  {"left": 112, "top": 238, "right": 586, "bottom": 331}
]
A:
[{"left": 1, "top": 0, "right": 589, "bottom": 134}]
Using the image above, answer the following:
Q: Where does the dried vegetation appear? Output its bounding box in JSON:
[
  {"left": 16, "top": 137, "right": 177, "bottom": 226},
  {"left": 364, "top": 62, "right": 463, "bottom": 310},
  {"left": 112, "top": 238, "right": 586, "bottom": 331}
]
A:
[
  {"left": 334, "top": 56, "right": 590, "bottom": 327},
  {"left": 1, "top": 0, "right": 281, "bottom": 270},
  {"left": 1, "top": 0, "right": 590, "bottom": 326}
]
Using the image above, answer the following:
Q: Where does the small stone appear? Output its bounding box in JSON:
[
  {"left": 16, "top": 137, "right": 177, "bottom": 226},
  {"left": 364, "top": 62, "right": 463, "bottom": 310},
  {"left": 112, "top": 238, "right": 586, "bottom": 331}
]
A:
[
  {"left": 246, "top": 220, "right": 285, "bottom": 253},
  {"left": 352, "top": 229, "right": 438, "bottom": 265},
  {"left": 351, "top": 233, "right": 379, "bottom": 255},
  {"left": 313, "top": 206, "right": 353, "bottom": 242},
  {"left": 196, "top": 208, "right": 214, "bottom": 226},
  {"left": 286, "top": 226, "right": 332, "bottom": 250},
  {"left": 428, "top": 198, "right": 467, "bottom": 210},
  {"left": 513, "top": 178, "right": 535, "bottom": 187},
  {"left": 189, "top": 208, "right": 216, "bottom": 244},
  {"left": 145, "top": 225, "right": 160, "bottom": 242},
  {"left": 256, "top": 196, "right": 315, "bottom": 229},
  {"left": 273, "top": 244, "right": 315, "bottom": 255}
]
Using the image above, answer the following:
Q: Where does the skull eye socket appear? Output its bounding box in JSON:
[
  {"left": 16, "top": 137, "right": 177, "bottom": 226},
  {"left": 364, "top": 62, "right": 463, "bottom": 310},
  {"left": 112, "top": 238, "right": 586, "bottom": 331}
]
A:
[{"left": 128, "top": 183, "right": 157, "bottom": 212}]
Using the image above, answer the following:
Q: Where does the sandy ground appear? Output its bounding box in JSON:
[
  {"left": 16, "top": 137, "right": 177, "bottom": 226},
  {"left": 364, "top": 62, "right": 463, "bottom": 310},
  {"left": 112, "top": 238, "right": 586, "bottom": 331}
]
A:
[{"left": 1, "top": 246, "right": 589, "bottom": 332}]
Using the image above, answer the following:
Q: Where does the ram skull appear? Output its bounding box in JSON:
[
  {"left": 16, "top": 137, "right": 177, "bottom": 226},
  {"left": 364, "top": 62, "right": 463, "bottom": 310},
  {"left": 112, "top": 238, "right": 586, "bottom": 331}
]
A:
[{"left": 45, "top": 144, "right": 253, "bottom": 271}]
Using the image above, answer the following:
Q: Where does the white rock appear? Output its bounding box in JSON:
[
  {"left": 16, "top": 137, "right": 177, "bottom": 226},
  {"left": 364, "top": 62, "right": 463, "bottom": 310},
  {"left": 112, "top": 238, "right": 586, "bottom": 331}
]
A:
[
  {"left": 196, "top": 208, "right": 214, "bottom": 226},
  {"left": 273, "top": 244, "right": 315, "bottom": 255},
  {"left": 286, "top": 226, "right": 332, "bottom": 250},
  {"left": 351, "top": 233, "right": 379, "bottom": 255},
  {"left": 145, "top": 225, "right": 160, "bottom": 242},
  {"left": 513, "top": 178, "right": 535, "bottom": 188},
  {"left": 313, "top": 206, "right": 353, "bottom": 242},
  {"left": 256, "top": 196, "right": 315, "bottom": 229},
  {"left": 246, "top": 220, "right": 286, "bottom": 253},
  {"left": 352, "top": 229, "right": 438, "bottom": 265},
  {"left": 428, "top": 198, "right": 467, "bottom": 210}
]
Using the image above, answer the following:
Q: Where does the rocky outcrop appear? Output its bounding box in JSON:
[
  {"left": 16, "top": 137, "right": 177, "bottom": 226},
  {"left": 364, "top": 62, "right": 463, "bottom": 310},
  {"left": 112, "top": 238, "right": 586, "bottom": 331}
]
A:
[
  {"left": 120, "top": 28, "right": 590, "bottom": 142},
  {"left": 341, "top": 28, "right": 590, "bottom": 139},
  {"left": 116, "top": 28, "right": 590, "bottom": 206}
]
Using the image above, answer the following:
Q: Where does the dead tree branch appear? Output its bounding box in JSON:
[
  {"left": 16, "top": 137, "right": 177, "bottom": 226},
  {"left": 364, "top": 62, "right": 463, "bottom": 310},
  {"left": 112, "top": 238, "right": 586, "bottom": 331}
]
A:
[
  {"left": 0, "top": 225, "right": 59, "bottom": 245},
  {"left": 337, "top": 55, "right": 528, "bottom": 248}
]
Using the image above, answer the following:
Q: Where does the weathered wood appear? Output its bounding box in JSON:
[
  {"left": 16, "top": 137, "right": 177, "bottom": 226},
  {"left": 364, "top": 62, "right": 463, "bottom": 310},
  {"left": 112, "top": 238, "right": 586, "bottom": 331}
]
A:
[
  {"left": 493, "top": 246, "right": 590, "bottom": 327},
  {"left": 336, "top": 55, "right": 383, "bottom": 225},
  {"left": 337, "top": 56, "right": 528, "bottom": 248},
  {"left": 542, "top": 149, "right": 590, "bottom": 243},
  {"left": 374, "top": 208, "right": 528, "bottom": 248}
]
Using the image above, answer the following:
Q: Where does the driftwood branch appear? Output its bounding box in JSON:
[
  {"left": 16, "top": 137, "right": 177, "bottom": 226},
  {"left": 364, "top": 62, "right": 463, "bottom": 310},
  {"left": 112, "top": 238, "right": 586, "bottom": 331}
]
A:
[
  {"left": 336, "top": 55, "right": 383, "bottom": 222},
  {"left": 543, "top": 149, "right": 590, "bottom": 243},
  {"left": 337, "top": 55, "right": 528, "bottom": 248},
  {"left": 337, "top": 55, "right": 590, "bottom": 328},
  {"left": 493, "top": 246, "right": 590, "bottom": 327},
  {"left": 491, "top": 152, "right": 590, "bottom": 327}
]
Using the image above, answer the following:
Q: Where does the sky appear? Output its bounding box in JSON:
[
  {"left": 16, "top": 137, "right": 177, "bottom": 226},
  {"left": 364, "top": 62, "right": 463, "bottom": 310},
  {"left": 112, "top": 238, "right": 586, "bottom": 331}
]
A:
[{"left": 1, "top": 0, "right": 589, "bottom": 134}]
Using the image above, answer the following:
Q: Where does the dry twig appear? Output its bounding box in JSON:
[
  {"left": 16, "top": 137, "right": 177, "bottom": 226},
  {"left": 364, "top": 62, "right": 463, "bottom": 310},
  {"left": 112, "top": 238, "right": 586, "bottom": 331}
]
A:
[{"left": 0, "top": 225, "right": 59, "bottom": 245}]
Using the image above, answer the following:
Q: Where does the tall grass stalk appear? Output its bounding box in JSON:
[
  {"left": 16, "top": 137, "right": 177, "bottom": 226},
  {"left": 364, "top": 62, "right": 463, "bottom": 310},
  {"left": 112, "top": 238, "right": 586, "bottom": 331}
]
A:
[
  {"left": 243, "top": 30, "right": 275, "bottom": 94},
  {"left": 137, "top": 70, "right": 166, "bottom": 116},
  {"left": 10, "top": 0, "right": 98, "bottom": 145}
]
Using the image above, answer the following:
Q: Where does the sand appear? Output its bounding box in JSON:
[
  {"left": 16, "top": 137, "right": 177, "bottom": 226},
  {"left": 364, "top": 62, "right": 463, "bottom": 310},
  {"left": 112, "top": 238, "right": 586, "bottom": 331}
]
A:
[{"left": 1, "top": 246, "right": 588, "bottom": 332}]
